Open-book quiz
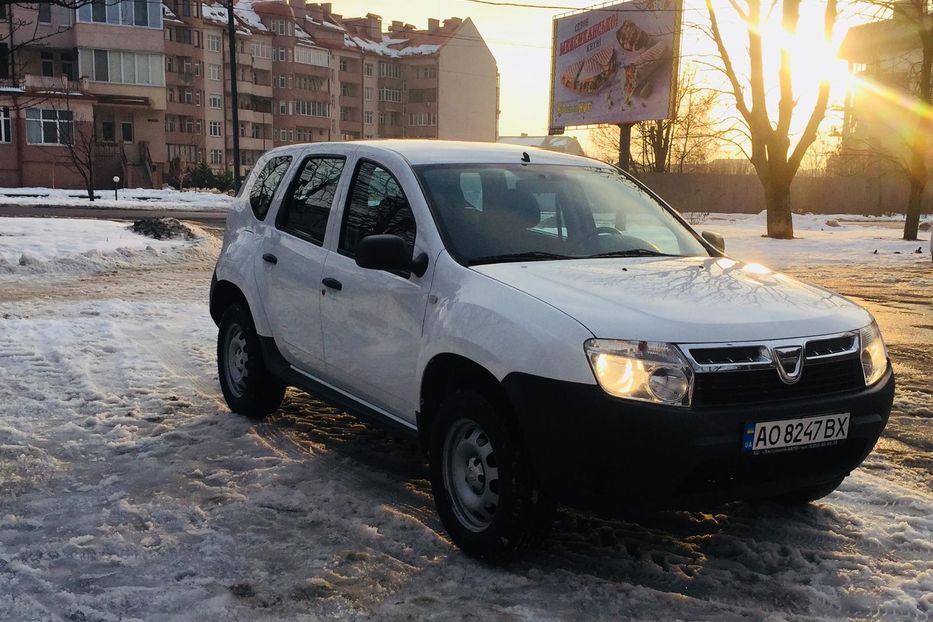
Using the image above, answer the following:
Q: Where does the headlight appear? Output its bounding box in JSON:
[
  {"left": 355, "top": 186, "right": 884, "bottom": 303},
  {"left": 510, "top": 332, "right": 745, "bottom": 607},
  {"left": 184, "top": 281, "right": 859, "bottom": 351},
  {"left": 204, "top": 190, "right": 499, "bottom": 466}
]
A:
[
  {"left": 585, "top": 339, "right": 693, "bottom": 406},
  {"left": 859, "top": 321, "right": 888, "bottom": 387}
]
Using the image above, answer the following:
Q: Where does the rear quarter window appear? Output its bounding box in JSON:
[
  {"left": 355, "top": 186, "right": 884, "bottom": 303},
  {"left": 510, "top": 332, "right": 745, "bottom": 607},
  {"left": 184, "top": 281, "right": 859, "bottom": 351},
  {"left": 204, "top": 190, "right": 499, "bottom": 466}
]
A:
[{"left": 248, "top": 155, "right": 292, "bottom": 221}]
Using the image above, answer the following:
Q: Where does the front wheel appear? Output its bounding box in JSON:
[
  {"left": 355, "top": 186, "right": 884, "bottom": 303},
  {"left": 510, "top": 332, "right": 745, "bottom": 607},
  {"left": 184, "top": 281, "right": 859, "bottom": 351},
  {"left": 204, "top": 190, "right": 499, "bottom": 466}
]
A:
[
  {"left": 429, "top": 388, "right": 554, "bottom": 561},
  {"left": 217, "top": 304, "right": 285, "bottom": 419}
]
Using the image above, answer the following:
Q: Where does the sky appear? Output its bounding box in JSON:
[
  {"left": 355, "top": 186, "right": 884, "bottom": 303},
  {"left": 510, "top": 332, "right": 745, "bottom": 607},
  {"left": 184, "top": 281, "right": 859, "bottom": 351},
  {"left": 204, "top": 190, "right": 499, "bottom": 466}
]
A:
[{"left": 329, "top": 0, "right": 873, "bottom": 157}]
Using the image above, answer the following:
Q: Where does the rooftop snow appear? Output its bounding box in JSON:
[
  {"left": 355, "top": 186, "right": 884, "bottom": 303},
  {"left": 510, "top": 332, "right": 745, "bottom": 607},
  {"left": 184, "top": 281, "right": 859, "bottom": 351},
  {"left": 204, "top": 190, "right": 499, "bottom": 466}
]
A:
[
  {"left": 344, "top": 34, "right": 440, "bottom": 57},
  {"left": 233, "top": 0, "right": 268, "bottom": 32}
]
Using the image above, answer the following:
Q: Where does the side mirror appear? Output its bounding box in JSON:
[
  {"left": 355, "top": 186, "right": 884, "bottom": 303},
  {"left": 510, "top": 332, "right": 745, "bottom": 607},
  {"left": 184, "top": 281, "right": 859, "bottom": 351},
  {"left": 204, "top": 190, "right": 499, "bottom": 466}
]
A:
[
  {"left": 355, "top": 234, "right": 428, "bottom": 277},
  {"left": 701, "top": 230, "right": 726, "bottom": 253}
]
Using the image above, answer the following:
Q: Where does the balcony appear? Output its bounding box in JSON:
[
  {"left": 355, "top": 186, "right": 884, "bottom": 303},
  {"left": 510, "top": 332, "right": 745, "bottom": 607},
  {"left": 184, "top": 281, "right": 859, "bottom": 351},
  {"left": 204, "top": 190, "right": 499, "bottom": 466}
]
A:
[{"left": 20, "top": 74, "right": 89, "bottom": 93}]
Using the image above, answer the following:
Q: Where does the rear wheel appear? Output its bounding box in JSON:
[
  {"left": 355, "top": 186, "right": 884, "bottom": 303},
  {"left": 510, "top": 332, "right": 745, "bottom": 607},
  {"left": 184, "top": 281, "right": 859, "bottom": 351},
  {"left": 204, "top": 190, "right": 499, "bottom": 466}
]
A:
[
  {"left": 429, "top": 388, "right": 554, "bottom": 561},
  {"left": 217, "top": 304, "right": 285, "bottom": 419}
]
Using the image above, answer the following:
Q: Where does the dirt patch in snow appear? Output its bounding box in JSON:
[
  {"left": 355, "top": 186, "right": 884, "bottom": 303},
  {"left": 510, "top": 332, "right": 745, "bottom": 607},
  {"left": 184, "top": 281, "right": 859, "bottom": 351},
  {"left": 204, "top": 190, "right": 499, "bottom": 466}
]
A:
[{"left": 131, "top": 217, "right": 197, "bottom": 241}]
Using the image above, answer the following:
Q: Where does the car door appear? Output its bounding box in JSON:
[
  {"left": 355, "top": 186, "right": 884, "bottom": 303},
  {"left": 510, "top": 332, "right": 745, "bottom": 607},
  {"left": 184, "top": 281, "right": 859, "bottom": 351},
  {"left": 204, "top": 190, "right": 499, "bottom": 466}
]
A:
[
  {"left": 319, "top": 157, "right": 432, "bottom": 422},
  {"left": 257, "top": 153, "right": 348, "bottom": 373}
]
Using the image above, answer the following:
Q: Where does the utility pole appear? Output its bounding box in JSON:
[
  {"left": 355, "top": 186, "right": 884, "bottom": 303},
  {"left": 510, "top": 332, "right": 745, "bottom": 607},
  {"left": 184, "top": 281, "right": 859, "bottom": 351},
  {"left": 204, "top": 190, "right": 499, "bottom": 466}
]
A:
[
  {"left": 227, "top": 0, "right": 242, "bottom": 191},
  {"left": 618, "top": 123, "right": 632, "bottom": 172}
]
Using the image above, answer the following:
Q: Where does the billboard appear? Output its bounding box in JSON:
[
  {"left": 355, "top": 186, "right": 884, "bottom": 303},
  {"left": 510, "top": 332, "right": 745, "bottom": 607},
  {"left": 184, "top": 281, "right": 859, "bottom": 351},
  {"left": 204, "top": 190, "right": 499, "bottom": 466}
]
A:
[{"left": 549, "top": 0, "right": 683, "bottom": 131}]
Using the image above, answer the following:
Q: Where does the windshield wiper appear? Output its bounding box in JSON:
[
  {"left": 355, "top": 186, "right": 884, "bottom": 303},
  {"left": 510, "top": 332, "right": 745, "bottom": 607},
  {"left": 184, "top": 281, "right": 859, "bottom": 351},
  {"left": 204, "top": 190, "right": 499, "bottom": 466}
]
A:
[
  {"left": 586, "top": 249, "right": 679, "bottom": 258},
  {"left": 469, "top": 251, "right": 574, "bottom": 265}
]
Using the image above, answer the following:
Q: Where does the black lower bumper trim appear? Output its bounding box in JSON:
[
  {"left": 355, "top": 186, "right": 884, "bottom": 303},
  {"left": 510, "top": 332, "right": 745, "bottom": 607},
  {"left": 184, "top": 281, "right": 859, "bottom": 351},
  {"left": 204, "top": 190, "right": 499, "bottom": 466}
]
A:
[{"left": 502, "top": 368, "right": 894, "bottom": 510}]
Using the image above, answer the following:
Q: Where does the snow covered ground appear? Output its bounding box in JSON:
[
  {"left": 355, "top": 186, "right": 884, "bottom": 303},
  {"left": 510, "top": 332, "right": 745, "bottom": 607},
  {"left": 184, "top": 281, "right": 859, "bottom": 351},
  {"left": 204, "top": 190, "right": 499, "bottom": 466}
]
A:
[
  {"left": 0, "top": 217, "right": 215, "bottom": 277},
  {"left": 0, "top": 187, "right": 233, "bottom": 211},
  {"left": 0, "top": 214, "right": 930, "bottom": 620},
  {"left": 690, "top": 212, "right": 932, "bottom": 270}
]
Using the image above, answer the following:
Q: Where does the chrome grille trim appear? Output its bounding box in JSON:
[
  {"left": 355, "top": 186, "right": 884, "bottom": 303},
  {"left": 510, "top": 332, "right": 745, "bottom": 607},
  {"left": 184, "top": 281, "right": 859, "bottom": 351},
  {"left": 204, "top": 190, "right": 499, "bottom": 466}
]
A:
[{"left": 678, "top": 331, "right": 859, "bottom": 374}]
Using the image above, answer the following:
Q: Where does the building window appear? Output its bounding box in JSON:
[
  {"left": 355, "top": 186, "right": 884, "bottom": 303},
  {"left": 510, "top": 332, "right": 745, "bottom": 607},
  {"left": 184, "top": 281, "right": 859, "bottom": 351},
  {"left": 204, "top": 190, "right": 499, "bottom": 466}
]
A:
[
  {"left": 408, "top": 111, "right": 437, "bottom": 126},
  {"left": 209, "top": 93, "right": 222, "bottom": 109},
  {"left": 250, "top": 42, "right": 272, "bottom": 59},
  {"left": 409, "top": 88, "right": 437, "bottom": 103},
  {"left": 26, "top": 109, "right": 73, "bottom": 145},
  {"left": 364, "top": 110, "right": 373, "bottom": 125},
  {"left": 183, "top": 89, "right": 193, "bottom": 104},
  {"left": 293, "top": 100, "right": 329, "bottom": 117},
  {"left": 41, "top": 52, "right": 54, "bottom": 77},
  {"left": 209, "top": 120, "right": 222, "bottom": 136},
  {"left": 378, "top": 61, "right": 400, "bottom": 79},
  {"left": 364, "top": 62, "right": 373, "bottom": 77},
  {"left": 38, "top": 2, "right": 51, "bottom": 24},
  {"left": 279, "top": 100, "right": 287, "bottom": 114},
  {"left": 209, "top": 149, "right": 223, "bottom": 165},
  {"left": 78, "top": 0, "right": 161, "bottom": 29},
  {"left": 208, "top": 63, "right": 221, "bottom": 80},
  {"left": 121, "top": 120, "right": 133, "bottom": 142},
  {"left": 379, "top": 87, "right": 401, "bottom": 103},
  {"left": 206, "top": 34, "right": 222, "bottom": 52},
  {"left": 272, "top": 19, "right": 287, "bottom": 35},
  {"left": 0, "top": 44, "right": 9, "bottom": 80},
  {"left": 275, "top": 47, "right": 287, "bottom": 62},
  {"left": 102, "top": 114, "right": 115, "bottom": 141},
  {"left": 61, "top": 52, "right": 74, "bottom": 80},
  {"left": 364, "top": 86, "right": 373, "bottom": 101},
  {"left": 294, "top": 47, "right": 328, "bottom": 67},
  {"left": 79, "top": 49, "right": 164, "bottom": 86},
  {"left": 339, "top": 57, "right": 348, "bottom": 72},
  {"left": 0, "top": 107, "right": 11, "bottom": 143},
  {"left": 340, "top": 83, "right": 351, "bottom": 97}
]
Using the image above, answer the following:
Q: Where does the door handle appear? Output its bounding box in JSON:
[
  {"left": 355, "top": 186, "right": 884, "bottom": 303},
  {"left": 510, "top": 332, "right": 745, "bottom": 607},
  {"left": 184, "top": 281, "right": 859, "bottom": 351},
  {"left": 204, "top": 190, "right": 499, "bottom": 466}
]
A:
[
  {"left": 322, "top": 277, "right": 342, "bottom": 291},
  {"left": 262, "top": 253, "right": 278, "bottom": 265}
]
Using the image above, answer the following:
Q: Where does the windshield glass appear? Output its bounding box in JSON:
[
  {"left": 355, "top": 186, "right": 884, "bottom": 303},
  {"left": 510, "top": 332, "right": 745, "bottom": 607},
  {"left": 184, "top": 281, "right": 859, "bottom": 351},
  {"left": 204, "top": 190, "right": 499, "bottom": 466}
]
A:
[{"left": 416, "top": 164, "right": 709, "bottom": 264}]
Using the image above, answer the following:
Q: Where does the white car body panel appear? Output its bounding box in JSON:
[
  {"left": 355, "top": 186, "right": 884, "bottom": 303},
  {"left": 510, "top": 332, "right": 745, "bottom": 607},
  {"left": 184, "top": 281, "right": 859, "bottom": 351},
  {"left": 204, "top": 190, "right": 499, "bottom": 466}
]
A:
[
  {"left": 472, "top": 256, "right": 872, "bottom": 343},
  {"left": 419, "top": 251, "right": 597, "bottom": 387}
]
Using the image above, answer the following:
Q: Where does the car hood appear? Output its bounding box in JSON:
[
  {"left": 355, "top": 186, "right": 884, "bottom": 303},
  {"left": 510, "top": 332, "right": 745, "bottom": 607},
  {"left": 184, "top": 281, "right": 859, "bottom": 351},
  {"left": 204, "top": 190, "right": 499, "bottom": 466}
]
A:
[{"left": 471, "top": 256, "right": 871, "bottom": 343}]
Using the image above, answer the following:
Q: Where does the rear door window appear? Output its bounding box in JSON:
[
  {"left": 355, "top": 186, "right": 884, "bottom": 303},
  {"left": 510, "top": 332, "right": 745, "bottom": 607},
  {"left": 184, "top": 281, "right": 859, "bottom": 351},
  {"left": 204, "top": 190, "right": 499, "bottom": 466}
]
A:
[
  {"left": 276, "top": 156, "right": 346, "bottom": 245},
  {"left": 248, "top": 155, "right": 291, "bottom": 220}
]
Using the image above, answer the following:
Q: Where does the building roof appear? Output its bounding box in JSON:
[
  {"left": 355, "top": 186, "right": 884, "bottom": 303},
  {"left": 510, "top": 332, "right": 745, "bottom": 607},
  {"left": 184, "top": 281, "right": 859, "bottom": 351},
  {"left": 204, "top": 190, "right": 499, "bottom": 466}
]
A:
[{"left": 839, "top": 18, "right": 922, "bottom": 62}]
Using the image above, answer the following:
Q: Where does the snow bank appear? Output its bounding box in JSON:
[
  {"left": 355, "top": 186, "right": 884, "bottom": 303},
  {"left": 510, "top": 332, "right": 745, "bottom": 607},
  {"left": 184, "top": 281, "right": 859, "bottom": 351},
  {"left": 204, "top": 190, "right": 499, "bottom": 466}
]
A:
[
  {"left": 0, "top": 217, "right": 218, "bottom": 275},
  {"left": 0, "top": 186, "right": 233, "bottom": 211},
  {"left": 691, "top": 212, "right": 933, "bottom": 270}
]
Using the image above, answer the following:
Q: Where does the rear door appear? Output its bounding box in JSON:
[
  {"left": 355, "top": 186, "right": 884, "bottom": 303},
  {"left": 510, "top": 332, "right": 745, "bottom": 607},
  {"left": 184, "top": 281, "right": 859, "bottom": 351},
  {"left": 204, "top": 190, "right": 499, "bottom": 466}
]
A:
[
  {"left": 319, "top": 158, "right": 433, "bottom": 422},
  {"left": 258, "top": 154, "right": 348, "bottom": 373}
]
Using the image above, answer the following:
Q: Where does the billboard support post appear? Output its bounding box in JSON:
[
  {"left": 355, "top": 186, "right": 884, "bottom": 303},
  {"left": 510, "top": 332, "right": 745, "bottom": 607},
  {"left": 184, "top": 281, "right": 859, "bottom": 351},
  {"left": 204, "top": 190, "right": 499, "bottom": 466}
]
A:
[{"left": 618, "top": 123, "right": 632, "bottom": 171}]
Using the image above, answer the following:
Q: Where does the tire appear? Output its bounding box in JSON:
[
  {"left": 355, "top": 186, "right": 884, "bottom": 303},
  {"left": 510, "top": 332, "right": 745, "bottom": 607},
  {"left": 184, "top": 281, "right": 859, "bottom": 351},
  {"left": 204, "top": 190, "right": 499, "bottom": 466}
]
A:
[
  {"left": 217, "top": 304, "right": 285, "bottom": 419},
  {"left": 429, "top": 387, "right": 554, "bottom": 561},
  {"left": 772, "top": 477, "right": 844, "bottom": 506}
]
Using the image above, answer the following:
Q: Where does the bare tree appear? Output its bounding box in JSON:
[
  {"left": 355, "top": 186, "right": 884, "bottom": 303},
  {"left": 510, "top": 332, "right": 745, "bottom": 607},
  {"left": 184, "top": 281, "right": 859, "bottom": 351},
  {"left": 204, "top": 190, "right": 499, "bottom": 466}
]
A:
[
  {"left": 706, "top": 0, "right": 838, "bottom": 239},
  {"left": 43, "top": 89, "right": 97, "bottom": 201},
  {"left": 590, "top": 65, "right": 725, "bottom": 173},
  {"left": 1, "top": 2, "right": 102, "bottom": 75},
  {"left": 845, "top": 1, "right": 932, "bottom": 240}
]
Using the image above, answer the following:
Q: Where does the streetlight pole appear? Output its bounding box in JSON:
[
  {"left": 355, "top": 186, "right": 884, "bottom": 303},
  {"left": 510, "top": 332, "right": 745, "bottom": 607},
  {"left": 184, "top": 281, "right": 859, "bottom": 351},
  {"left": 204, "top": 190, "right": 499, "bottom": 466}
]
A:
[{"left": 227, "top": 0, "right": 242, "bottom": 191}]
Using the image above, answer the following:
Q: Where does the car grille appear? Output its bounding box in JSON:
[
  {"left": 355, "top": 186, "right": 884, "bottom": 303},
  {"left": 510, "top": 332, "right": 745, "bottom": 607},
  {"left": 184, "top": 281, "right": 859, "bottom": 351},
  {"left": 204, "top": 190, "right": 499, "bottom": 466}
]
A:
[{"left": 692, "top": 355, "right": 866, "bottom": 407}]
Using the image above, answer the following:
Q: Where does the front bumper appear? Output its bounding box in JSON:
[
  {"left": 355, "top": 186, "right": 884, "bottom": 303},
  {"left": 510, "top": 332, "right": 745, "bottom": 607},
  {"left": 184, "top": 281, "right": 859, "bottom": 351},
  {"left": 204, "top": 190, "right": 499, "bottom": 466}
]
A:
[{"left": 502, "top": 367, "right": 894, "bottom": 510}]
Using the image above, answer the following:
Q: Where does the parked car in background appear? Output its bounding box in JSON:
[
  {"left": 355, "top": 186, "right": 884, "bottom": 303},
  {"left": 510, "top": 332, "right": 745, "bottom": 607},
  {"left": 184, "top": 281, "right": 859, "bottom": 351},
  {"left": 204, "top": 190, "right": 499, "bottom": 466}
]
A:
[{"left": 210, "top": 141, "right": 895, "bottom": 560}]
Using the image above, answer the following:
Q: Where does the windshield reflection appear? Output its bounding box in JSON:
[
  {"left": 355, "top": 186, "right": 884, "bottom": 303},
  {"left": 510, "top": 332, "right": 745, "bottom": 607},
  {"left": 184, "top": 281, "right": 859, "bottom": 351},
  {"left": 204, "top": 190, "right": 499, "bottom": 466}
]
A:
[{"left": 416, "top": 164, "right": 710, "bottom": 265}]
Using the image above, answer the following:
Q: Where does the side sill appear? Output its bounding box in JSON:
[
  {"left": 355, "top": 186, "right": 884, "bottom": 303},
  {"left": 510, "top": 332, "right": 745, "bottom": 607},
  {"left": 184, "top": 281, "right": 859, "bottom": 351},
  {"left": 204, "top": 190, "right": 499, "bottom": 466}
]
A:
[{"left": 258, "top": 336, "right": 419, "bottom": 440}]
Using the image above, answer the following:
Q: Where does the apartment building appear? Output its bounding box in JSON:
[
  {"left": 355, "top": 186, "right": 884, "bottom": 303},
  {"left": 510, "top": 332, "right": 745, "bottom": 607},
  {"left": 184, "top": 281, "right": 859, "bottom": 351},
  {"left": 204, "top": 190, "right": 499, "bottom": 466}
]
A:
[
  {"left": 0, "top": 0, "right": 498, "bottom": 187},
  {"left": 836, "top": 7, "right": 933, "bottom": 174},
  {"left": 0, "top": 0, "right": 167, "bottom": 187}
]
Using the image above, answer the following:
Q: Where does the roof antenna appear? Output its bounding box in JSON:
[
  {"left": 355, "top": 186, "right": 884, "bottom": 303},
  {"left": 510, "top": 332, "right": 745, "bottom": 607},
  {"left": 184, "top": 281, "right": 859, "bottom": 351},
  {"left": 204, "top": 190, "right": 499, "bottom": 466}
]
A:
[{"left": 521, "top": 151, "right": 531, "bottom": 163}]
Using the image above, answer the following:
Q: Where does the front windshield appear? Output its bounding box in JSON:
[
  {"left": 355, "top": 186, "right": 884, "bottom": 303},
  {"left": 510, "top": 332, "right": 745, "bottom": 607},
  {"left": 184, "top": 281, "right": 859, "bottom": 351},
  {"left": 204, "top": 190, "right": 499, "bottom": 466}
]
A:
[{"left": 416, "top": 164, "right": 710, "bottom": 265}]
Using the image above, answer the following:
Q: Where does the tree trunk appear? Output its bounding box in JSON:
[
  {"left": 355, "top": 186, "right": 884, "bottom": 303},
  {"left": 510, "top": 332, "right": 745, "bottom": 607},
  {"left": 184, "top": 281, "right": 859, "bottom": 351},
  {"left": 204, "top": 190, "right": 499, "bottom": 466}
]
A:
[
  {"left": 903, "top": 71, "right": 931, "bottom": 238},
  {"left": 764, "top": 181, "right": 794, "bottom": 239}
]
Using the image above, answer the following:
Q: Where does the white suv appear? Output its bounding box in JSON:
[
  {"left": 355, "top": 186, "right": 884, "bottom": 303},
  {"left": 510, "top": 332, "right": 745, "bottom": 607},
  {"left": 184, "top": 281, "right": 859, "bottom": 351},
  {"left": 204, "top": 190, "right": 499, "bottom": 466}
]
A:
[{"left": 211, "top": 141, "right": 894, "bottom": 560}]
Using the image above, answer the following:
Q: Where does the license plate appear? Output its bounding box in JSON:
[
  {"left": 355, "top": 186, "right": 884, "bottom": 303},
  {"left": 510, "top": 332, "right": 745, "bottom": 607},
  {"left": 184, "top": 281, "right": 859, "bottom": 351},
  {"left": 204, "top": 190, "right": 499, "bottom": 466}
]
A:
[{"left": 742, "top": 413, "right": 849, "bottom": 454}]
